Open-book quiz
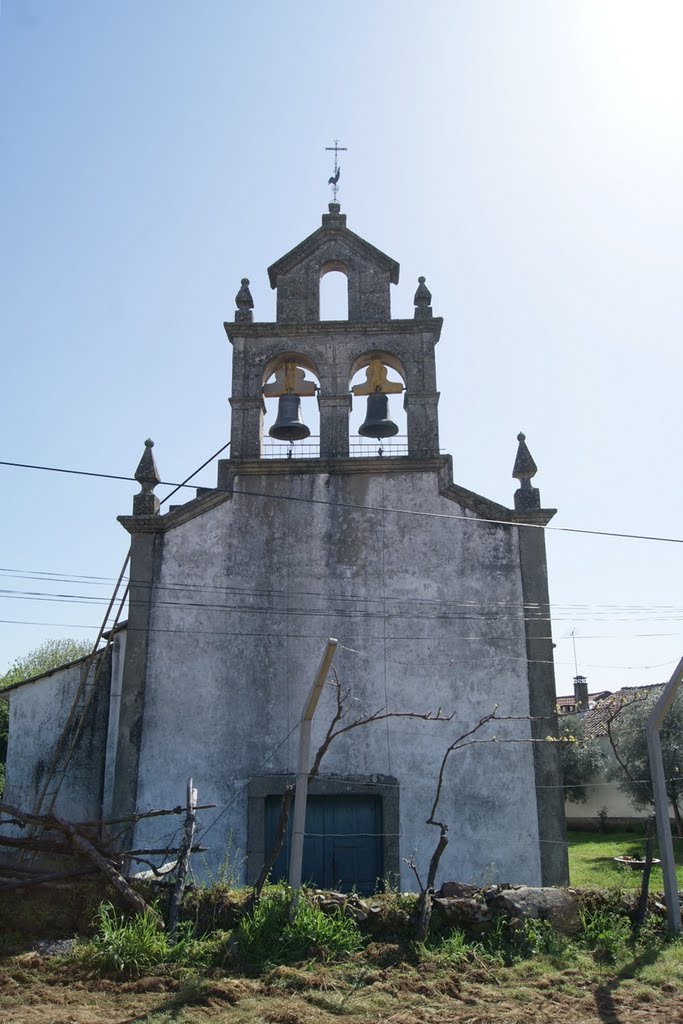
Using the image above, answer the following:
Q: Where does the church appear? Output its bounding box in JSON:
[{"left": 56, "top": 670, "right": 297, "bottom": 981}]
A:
[{"left": 2, "top": 200, "right": 568, "bottom": 891}]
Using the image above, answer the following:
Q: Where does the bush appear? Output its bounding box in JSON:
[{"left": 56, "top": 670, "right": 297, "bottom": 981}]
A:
[
  {"left": 579, "top": 907, "right": 631, "bottom": 963},
  {"left": 75, "top": 902, "right": 217, "bottom": 977},
  {"left": 422, "top": 928, "right": 475, "bottom": 965},
  {"left": 235, "top": 884, "right": 362, "bottom": 969}
]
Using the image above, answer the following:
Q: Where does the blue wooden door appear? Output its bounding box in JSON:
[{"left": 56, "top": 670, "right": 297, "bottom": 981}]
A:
[{"left": 264, "top": 794, "right": 383, "bottom": 894}]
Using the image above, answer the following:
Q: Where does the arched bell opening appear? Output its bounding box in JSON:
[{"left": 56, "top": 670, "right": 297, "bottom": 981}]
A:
[
  {"left": 319, "top": 261, "right": 349, "bottom": 321},
  {"left": 349, "top": 354, "right": 407, "bottom": 458},
  {"left": 261, "top": 355, "right": 320, "bottom": 458}
]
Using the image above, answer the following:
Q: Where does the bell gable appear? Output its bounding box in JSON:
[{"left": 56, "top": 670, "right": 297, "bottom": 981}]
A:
[{"left": 267, "top": 204, "right": 400, "bottom": 323}]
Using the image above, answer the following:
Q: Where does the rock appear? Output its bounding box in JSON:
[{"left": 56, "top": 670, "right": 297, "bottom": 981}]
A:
[
  {"left": 489, "top": 886, "right": 581, "bottom": 935},
  {"left": 431, "top": 896, "right": 493, "bottom": 928},
  {"left": 33, "top": 938, "right": 77, "bottom": 957},
  {"left": 438, "top": 881, "right": 479, "bottom": 898}
]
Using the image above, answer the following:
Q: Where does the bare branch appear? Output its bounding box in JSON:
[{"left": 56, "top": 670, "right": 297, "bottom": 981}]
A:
[
  {"left": 308, "top": 668, "right": 350, "bottom": 780},
  {"left": 428, "top": 707, "right": 500, "bottom": 823},
  {"left": 403, "top": 853, "right": 424, "bottom": 893},
  {"left": 254, "top": 785, "right": 294, "bottom": 898},
  {"left": 604, "top": 698, "right": 655, "bottom": 805},
  {"left": 127, "top": 856, "right": 178, "bottom": 877}
]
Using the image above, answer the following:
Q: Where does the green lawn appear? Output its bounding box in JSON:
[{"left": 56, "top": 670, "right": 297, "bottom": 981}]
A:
[{"left": 567, "top": 828, "right": 683, "bottom": 889}]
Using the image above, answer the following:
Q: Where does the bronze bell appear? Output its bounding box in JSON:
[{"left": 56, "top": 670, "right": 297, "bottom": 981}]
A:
[
  {"left": 358, "top": 392, "right": 399, "bottom": 439},
  {"left": 269, "top": 394, "right": 311, "bottom": 442}
]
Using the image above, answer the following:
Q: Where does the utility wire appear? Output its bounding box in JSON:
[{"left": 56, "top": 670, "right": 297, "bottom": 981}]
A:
[
  {"left": 2, "top": 569, "right": 680, "bottom": 618},
  {"left": 3, "top": 587, "right": 681, "bottom": 626},
  {"left": 1, "top": 617, "right": 680, "bottom": 648},
  {"left": 0, "top": 460, "right": 196, "bottom": 491},
  {"left": 2, "top": 457, "right": 681, "bottom": 544}
]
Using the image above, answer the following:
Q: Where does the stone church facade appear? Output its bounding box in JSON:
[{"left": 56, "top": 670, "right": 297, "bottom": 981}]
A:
[{"left": 3, "top": 204, "right": 568, "bottom": 890}]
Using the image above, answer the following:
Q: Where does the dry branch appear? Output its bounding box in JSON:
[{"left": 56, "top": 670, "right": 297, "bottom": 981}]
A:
[
  {"left": 255, "top": 671, "right": 457, "bottom": 898},
  {"left": 0, "top": 802, "right": 163, "bottom": 926},
  {"left": 0, "top": 868, "right": 99, "bottom": 891}
]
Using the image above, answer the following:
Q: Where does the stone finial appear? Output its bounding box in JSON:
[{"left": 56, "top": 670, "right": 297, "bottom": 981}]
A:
[
  {"left": 414, "top": 276, "right": 433, "bottom": 319},
  {"left": 512, "top": 432, "right": 541, "bottom": 511},
  {"left": 322, "top": 202, "right": 347, "bottom": 228},
  {"left": 133, "top": 439, "right": 161, "bottom": 516},
  {"left": 235, "top": 277, "right": 254, "bottom": 323}
]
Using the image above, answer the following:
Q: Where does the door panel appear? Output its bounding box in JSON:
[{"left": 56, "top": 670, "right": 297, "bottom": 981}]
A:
[{"left": 264, "top": 794, "right": 383, "bottom": 894}]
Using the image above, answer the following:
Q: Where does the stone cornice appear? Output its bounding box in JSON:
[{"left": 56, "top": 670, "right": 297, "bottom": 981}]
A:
[
  {"left": 117, "top": 489, "right": 232, "bottom": 535},
  {"left": 220, "top": 455, "right": 446, "bottom": 481},
  {"left": 118, "top": 453, "right": 556, "bottom": 533},
  {"left": 224, "top": 318, "right": 443, "bottom": 344}
]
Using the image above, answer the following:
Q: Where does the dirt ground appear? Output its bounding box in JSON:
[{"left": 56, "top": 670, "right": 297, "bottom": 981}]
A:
[{"left": 1, "top": 952, "right": 681, "bottom": 1024}]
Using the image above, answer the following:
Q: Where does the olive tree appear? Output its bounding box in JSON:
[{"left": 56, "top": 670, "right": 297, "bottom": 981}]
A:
[
  {"left": 608, "top": 689, "right": 683, "bottom": 835},
  {"left": 559, "top": 713, "right": 608, "bottom": 803}
]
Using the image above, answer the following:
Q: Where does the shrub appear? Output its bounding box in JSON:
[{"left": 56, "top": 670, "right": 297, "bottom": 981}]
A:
[
  {"left": 235, "top": 885, "right": 362, "bottom": 969},
  {"left": 77, "top": 903, "right": 170, "bottom": 977},
  {"left": 515, "top": 917, "right": 568, "bottom": 958},
  {"left": 75, "top": 902, "right": 217, "bottom": 977},
  {"left": 423, "top": 928, "right": 475, "bottom": 965},
  {"left": 579, "top": 907, "right": 631, "bottom": 963}
]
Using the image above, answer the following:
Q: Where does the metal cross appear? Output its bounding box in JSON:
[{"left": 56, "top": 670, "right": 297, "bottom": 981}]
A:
[{"left": 325, "top": 139, "right": 347, "bottom": 202}]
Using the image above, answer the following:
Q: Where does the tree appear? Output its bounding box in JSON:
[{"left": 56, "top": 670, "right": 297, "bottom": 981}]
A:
[
  {"left": 0, "top": 638, "right": 93, "bottom": 690},
  {"left": 559, "top": 713, "right": 608, "bottom": 803},
  {"left": 608, "top": 688, "right": 683, "bottom": 835},
  {"left": 0, "top": 637, "right": 93, "bottom": 796}
]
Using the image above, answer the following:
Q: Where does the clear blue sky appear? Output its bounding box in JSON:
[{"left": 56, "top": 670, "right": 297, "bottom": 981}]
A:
[{"left": 1, "top": 0, "right": 681, "bottom": 692}]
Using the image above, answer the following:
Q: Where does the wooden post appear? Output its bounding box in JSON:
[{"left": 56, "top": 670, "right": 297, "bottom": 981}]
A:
[
  {"left": 646, "top": 655, "right": 683, "bottom": 935},
  {"left": 634, "top": 818, "right": 655, "bottom": 932},
  {"left": 288, "top": 639, "right": 338, "bottom": 903},
  {"left": 168, "top": 779, "right": 198, "bottom": 936}
]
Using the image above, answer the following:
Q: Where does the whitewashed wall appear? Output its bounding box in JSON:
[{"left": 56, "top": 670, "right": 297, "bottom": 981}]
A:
[{"left": 131, "top": 466, "right": 543, "bottom": 888}]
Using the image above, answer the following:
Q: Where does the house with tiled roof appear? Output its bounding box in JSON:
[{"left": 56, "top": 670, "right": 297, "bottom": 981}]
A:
[{"left": 558, "top": 678, "right": 666, "bottom": 826}]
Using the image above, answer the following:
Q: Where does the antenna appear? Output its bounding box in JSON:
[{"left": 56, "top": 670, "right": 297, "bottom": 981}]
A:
[
  {"left": 571, "top": 628, "right": 579, "bottom": 677},
  {"left": 325, "top": 139, "right": 347, "bottom": 202}
]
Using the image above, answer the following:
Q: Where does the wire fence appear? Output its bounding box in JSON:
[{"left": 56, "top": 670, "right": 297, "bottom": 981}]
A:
[{"left": 260, "top": 436, "right": 411, "bottom": 459}]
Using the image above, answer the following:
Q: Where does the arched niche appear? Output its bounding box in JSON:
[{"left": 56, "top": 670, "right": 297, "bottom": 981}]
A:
[
  {"left": 261, "top": 353, "right": 321, "bottom": 456},
  {"left": 319, "top": 261, "right": 349, "bottom": 321},
  {"left": 348, "top": 351, "right": 407, "bottom": 455}
]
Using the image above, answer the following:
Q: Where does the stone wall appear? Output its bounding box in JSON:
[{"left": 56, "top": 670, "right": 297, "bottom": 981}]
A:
[{"left": 129, "top": 463, "right": 548, "bottom": 889}]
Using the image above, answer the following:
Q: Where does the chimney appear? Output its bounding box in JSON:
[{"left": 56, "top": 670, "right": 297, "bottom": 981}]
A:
[{"left": 574, "top": 675, "right": 588, "bottom": 711}]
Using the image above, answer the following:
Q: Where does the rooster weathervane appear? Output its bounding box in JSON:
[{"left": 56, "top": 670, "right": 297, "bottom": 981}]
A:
[{"left": 325, "top": 139, "right": 347, "bottom": 202}]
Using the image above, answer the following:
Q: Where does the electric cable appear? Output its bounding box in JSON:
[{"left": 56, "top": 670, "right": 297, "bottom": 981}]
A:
[{"left": 2, "top": 457, "right": 681, "bottom": 544}]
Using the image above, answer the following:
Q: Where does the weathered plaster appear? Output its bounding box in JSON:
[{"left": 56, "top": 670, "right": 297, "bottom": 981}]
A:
[
  {"left": 109, "top": 531, "right": 162, "bottom": 837},
  {"left": 130, "top": 466, "right": 545, "bottom": 887},
  {"left": 517, "top": 524, "right": 569, "bottom": 885},
  {"left": 3, "top": 651, "right": 112, "bottom": 822}
]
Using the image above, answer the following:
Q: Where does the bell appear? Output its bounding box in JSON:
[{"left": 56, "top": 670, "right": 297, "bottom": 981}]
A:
[
  {"left": 269, "top": 394, "right": 311, "bottom": 442},
  {"left": 358, "top": 392, "right": 399, "bottom": 439}
]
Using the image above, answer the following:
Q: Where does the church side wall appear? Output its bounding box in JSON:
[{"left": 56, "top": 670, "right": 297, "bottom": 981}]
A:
[
  {"left": 3, "top": 653, "right": 111, "bottom": 822},
  {"left": 132, "top": 468, "right": 543, "bottom": 889}
]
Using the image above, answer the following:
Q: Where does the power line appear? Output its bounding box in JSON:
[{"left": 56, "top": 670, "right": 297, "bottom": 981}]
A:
[
  {"left": 2, "top": 568, "right": 681, "bottom": 618},
  {"left": 0, "top": 460, "right": 196, "bottom": 491},
  {"left": 1, "top": 617, "right": 680, "bottom": 651},
  {"left": 2, "top": 458, "right": 682, "bottom": 544},
  {"left": 1, "top": 565, "right": 679, "bottom": 618},
  {"left": 2, "top": 586, "right": 682, "bottom": 626}
]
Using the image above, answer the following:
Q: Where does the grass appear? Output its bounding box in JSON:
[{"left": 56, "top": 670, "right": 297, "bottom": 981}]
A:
[
  {"left": 3, "top": 845, "right": 683, "bottom": 1022},
  {"left": 3, "top": 930, "right": 680, "bottom": 1023},
  {"left": 2, "top": 875, "right": 682, "bottom": 1023},
  {"left": 235, "top": 883, "right": 362, "bottom": 969},
  {"left": 567, "top": 828, "right": 683, "bottom": 889},
  {"left": 75, "top": 902, "right": 222, "bottom": 978}
]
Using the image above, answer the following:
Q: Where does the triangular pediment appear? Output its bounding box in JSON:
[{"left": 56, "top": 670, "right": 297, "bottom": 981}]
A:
[{"left": 268, "top": 223, "right": 400, "bottom": 289}]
